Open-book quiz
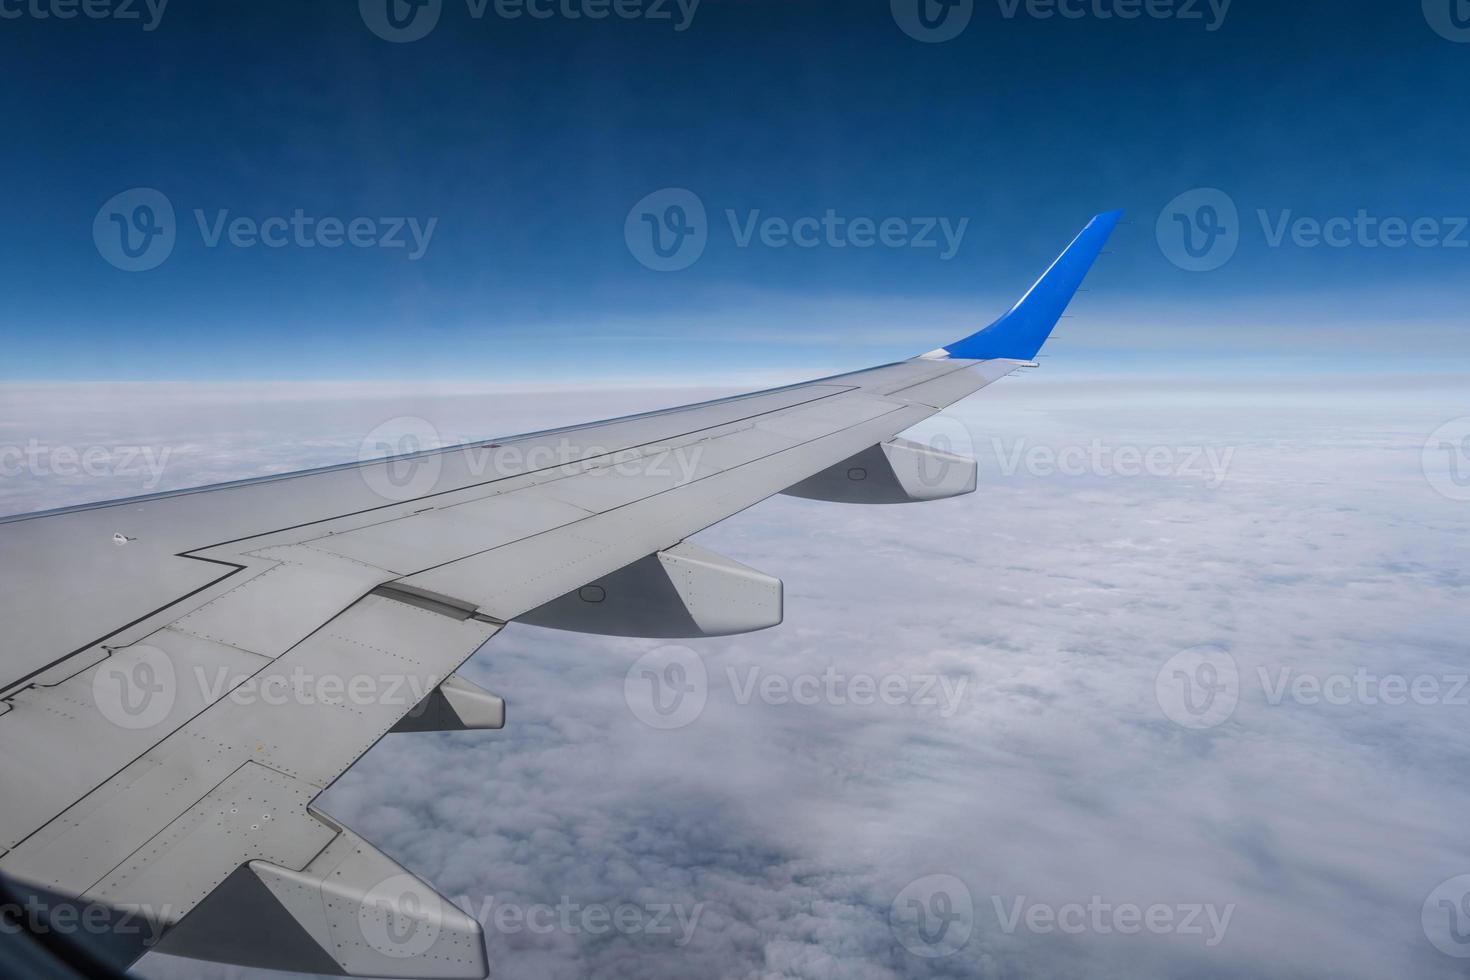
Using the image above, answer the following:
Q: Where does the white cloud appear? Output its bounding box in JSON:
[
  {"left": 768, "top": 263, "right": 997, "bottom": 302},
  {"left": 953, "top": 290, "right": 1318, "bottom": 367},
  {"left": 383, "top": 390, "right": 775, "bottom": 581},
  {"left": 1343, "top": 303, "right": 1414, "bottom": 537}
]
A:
[{"left": 9, "top": 376, "right": 1467, "bottom": 979}]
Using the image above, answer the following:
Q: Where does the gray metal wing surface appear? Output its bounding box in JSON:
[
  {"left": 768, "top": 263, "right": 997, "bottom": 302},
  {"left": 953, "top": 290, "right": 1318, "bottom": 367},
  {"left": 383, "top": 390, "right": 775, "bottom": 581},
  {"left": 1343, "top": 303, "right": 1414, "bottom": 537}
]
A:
[{"left": 0, "top": 211, "right": 1120, "bottom": 978}]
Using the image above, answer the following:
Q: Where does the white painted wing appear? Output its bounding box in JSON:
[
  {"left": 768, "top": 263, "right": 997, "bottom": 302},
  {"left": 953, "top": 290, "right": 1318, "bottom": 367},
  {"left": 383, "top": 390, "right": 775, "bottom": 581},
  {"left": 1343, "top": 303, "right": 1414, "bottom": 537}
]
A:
[{"left": 0, "top": 212, "right": 1121, "bottom": 978}]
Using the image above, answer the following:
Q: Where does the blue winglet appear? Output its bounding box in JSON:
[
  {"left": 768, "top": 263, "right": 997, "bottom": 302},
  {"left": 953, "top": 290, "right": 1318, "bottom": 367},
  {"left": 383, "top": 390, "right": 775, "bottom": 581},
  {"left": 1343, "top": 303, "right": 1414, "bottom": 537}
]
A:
[{"left": 942, "top": 210, "right": 1123, "bottom": 361}]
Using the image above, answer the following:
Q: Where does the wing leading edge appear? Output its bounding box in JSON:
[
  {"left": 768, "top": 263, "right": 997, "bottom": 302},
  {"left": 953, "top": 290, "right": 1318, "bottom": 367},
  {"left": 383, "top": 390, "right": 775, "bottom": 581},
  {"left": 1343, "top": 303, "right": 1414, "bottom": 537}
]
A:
[{"left": 0, "top": 212, "right": 1120, "bottom": 979}]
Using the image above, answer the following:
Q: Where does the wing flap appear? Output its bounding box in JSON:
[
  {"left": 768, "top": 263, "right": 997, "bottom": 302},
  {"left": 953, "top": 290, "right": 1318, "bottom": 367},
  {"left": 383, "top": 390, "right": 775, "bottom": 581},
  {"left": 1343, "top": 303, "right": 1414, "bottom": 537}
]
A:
[
  {"left": 154, "top": 820, "right": 487, "bottom": 978},
  {"left": 2, "top": 594, "right": 499, "bottom": 903},
  {"left": 0, "top": 630, "right": 269, "bottom": 852},
  {"left": 392, "top": 674, "right": 505, "bottom": 732},
  {"left": 168, "top": 545, "right": 394, "bottom": 657},
  {"left": 517, "top": 541, "right": 783, "bottom": 638}
]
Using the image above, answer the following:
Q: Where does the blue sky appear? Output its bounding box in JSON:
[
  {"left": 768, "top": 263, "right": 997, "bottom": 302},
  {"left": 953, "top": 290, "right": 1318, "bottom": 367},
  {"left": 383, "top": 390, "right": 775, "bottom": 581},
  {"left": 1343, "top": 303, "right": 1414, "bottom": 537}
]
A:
[
  {"left": 2, "top": 0, "right": 1468, "bottom": 380},
  {"left": 7, "top": 9, "right": 1470, "bottom": 977}
]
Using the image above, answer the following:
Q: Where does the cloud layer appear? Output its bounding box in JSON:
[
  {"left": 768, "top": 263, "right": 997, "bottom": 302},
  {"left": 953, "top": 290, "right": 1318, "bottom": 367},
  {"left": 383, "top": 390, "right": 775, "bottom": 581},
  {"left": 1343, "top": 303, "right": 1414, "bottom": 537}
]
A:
[{"left": 7, "top": 377, "right": 1466, "bottom": 979}]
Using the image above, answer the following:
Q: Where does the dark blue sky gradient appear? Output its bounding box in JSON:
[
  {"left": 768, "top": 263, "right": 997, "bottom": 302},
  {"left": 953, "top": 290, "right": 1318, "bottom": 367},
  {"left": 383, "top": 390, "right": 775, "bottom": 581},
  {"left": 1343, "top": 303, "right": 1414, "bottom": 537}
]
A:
[{"left": 2, "top": 0, "right": 1467, "bottom": 379}]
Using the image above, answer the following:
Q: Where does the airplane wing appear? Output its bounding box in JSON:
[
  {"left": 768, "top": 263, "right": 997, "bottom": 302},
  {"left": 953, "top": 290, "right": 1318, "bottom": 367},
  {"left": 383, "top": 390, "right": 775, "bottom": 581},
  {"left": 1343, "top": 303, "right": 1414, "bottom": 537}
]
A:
[{"left": 0, "top": 211, "right": 1122, "bottom": 979}]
